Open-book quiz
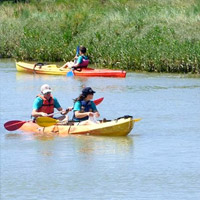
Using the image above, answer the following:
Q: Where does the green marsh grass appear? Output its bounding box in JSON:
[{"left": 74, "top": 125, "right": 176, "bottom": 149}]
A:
[{"left": 0, "top": 0, "right": 200, "bottom": 73}]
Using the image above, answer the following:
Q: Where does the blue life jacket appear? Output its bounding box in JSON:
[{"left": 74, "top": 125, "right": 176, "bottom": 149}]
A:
[{"left": 73, "top": 100, "right": 93, "bottom": 122}]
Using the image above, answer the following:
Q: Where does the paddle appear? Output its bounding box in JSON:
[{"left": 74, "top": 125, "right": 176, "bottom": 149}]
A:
[
  {"left": 4, "top": 120, "right": 27, "bottom": 131},
  {"left": 66, "top": 46, "right": 79, "bottom": 77},
  {"left": 36, "top": 97, "right": 104, "bottom": 127},
  {"left": 3, "top": 109, "right": 65, "bottom": 131},
  {"left": 93, "top": 97, "right": 104, "bottom": 105},
  {"left": 36, "top": 117, "right": 142, "bottom": 129},
  {"left": 36, "top": 117, "right": 59, "bottom": 127},
  {"left": 4, "top": 97, "right": 104, "bottom": 131}
]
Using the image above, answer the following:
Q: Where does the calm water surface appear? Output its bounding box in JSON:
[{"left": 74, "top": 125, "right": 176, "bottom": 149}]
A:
[{"left": 0, "top": 59, "right": 200, "bottom": 200}]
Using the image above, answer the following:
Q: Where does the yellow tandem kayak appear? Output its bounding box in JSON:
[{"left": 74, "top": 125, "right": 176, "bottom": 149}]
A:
[{"left": 19, "top": 116, "right": 140, "bottom": 137}]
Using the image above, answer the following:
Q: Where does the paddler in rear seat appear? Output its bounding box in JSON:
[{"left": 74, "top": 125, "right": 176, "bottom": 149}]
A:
[
  {"left": 60, "top": 46, "right": 89, "bottom": 70},
  {"left": 31, "top": 84, "right": 72, "bottom": 123},
  {"left": 72, "top": 87, "right": 100, "bottom": 124}
]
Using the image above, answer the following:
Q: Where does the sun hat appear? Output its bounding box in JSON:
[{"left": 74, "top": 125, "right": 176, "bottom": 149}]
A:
[{"left": 41, "top": 84, "right": 52, "bottom": 94}]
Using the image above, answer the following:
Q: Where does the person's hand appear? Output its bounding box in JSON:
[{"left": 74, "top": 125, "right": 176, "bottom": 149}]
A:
[
  {"left": 88, "top": 112, "right": 94, "bottom": 117},
  {"left": 61, "top": 107, "right": 73, "bottom": 115},
  {"left": 61, "top": 109, "right": 67, "bottom": 115},
  {"left": 94, "top": 112, "right": 100, "bottom": 118},
  {"left": 41, "top": 112, "right": 48, "bottom": 117},
  {"left": 67, "top": 107, "right": 73, "bottom": 112}
]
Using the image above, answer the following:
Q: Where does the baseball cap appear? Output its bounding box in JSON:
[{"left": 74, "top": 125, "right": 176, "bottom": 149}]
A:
[
  {"left": 41, "top": 84, "right": 52, "bottom": 94},
  {"left": 82, "top": 87, "right": 96, "bottom": 95}
]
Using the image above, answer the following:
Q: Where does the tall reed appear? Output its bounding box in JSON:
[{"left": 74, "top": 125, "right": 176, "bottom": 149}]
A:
[{"left": 0, "top": 0, "right": 200, "bottom": 73}]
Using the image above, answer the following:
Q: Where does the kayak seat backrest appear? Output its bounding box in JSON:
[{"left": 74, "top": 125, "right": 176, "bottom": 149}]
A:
[
  {"left": 101, "top": 118, "right": 112, "bottom": 122},
  {"left": 34, "top": 63, "right": 46, "bottom": 69},
  {"left": 116, "top": 115, "right": 133, "bottom": 121}
]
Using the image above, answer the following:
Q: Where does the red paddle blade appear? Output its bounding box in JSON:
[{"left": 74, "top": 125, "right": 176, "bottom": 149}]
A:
[
  {"left": 94, "top": 97, "right": 104, "bottom": 105},
  {"left": 4, "top": 120, "right": 26, "bottom": 131}
]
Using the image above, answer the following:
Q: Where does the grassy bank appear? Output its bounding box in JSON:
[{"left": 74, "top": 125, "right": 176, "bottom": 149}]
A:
[{"left": 0, "top": 0, "right": 200, "bottom": 73}]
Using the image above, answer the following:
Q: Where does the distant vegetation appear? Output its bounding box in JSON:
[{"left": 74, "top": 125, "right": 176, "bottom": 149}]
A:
[{"left": 0, "top": 0, "right": 200, "bottom": 73}]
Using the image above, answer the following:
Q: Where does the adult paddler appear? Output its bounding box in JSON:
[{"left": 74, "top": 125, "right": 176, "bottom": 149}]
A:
[{"left": 31, "top": 84, "right": 72, "bottom": 123}]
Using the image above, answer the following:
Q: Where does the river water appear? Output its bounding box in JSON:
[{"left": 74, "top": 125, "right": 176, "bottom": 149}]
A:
[{"left": 0, "top": 59, "right": 200, "bottom": 200}]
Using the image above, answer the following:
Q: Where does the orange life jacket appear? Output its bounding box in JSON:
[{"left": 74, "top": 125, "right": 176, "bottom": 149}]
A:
[{"left": 37, "top": 94, "right": 54, "bottom": 116}]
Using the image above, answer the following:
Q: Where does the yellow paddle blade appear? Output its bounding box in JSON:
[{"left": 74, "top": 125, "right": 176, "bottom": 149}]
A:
[
  {"left": 36, "top": 117, "right": 59, "bottom": 127},
  {"left": 133, "top": 118, "right": 142, "bottom": 122}
]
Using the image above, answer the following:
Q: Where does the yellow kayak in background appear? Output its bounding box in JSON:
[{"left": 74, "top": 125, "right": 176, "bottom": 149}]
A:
[{"left": 16, "top": 62, "right": 69, "bottom": 75}]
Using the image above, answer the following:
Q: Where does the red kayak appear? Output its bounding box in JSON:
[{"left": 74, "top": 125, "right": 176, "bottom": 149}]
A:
[{"left": 73, "top": 68, "right": 126, "bottom": 78}]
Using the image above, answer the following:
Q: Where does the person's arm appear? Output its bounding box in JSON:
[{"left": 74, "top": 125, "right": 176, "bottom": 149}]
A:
[
  {"left": 74, "top": 101, "right": 99, "bottom": 119},
  {"left": 73, "top": 101, "right": 90, "bottom": 118},
  {"left": 31, "top": 97, "right": 48, "bottom": 117},
  {"left": 75, "top": 110, "right": 94, "bottom": 118},
  {"left": 73, "top": 56, "right": 83, "bottom": 67},
  {"left": 31, "top": 109, "right": 48, "bottom": 117},
  {"left": 60, "top": 61, "right": 74, "bottom": 69}
]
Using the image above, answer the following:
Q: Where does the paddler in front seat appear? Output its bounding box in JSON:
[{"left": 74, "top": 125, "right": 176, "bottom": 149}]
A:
[
  {"left": 73, "top": 87, "right": 100, "bottom": 124},
  {"left": 60, "top": 46, "right": 89, "bottom": 70},
  {"left": 31, "top": 84, "right": 72, "bottom": 123}
]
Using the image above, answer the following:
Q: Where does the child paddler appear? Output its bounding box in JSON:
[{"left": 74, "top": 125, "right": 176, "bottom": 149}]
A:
[{"left": 61, "top": 46, "right": 89, "bottom": 70}]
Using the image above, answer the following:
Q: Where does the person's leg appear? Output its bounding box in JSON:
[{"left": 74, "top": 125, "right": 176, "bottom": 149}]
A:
[
  {"left": 78, "top": 120, "right": 97, "bottom": 126},
  {"left": 60, "top": 61, "right": 74, "bottom": 69}
]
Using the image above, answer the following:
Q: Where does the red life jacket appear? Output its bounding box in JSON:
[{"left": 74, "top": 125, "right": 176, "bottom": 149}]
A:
[{"left": 37, "top": 94, "right": 54, "bottom": 116}]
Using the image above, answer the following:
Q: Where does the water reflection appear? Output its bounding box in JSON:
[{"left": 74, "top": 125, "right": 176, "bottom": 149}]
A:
[
  {"left": 16, "top": 72, "right": 66, "bottom": 81},
  {"left": 5, "top": 133, "right": 23, "bottom": 139},
  {"left": 33, "top": 133, "right": 56, "bottom": 141},
  {"left": 72, "top": 135, "right": 134, "bottom": 155},
  {"left": 74, "top": 76, "right": 90, "bottom": 83},
  {"left": 4, "top": 132, "right": 38, "bottom": 141},
  {"left": 4, "top": 132, "right": 134, "bottom": 154},
  {"left": 4, "top": 132, "right": 135, "bottom": 159}
]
